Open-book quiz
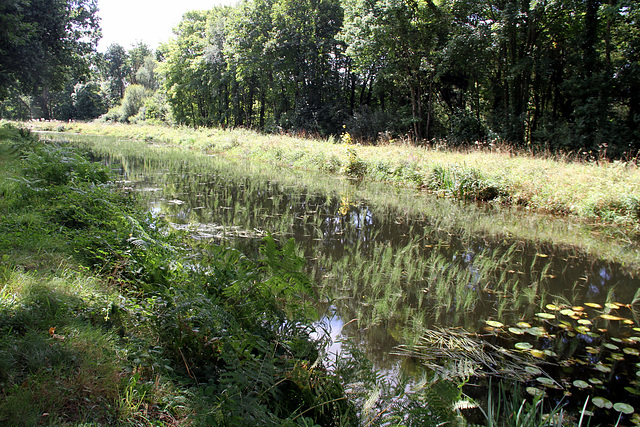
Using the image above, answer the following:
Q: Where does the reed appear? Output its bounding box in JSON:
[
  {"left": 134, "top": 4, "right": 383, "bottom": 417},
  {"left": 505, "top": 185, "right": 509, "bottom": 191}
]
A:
[
  {"left": 26, "top": 121, "right": 640, "bottom": 235},
  {"left": 35, "top": 129, "right": 640, "bottom": 267}
]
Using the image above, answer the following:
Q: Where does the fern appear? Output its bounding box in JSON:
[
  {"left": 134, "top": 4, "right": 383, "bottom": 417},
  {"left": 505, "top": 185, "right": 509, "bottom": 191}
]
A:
[{"left": 258, "top": 234, "right": 316, "bottom": 320}]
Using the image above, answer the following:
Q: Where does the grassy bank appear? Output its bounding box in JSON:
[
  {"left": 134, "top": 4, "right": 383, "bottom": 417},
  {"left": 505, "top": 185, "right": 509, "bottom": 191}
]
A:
[
  {"left": 0, "top": 125, "right": 364, "bottom": 425},
  {"left": 22, "top": 121, "right": 640, "bottom": 236}
]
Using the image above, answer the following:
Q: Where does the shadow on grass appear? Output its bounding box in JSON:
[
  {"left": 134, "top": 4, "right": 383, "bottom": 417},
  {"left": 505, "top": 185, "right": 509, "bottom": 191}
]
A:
[{"left": 0, "top": 273, "right": 124, "bottom": 425}]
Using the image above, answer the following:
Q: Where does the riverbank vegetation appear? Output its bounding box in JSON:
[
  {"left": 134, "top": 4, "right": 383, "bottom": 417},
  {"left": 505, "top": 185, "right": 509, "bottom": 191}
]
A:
[
  {"left": 26, "top": 121, "right": 640, "bottom": 240},
  {"left": 4, "top": 120, "right": 638, "bottom": 423},
  {"left": 0, "top": 124, "right": 369, "bottom": 425}
]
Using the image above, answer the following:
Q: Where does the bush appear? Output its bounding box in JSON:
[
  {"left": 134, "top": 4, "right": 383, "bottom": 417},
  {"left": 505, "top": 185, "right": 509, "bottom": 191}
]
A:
[
  {"left": 428, "top": 164, "right": 503, "bottom": 201},
  {"left": 103, "top": 85, "right": 149, "bottom": 123}
]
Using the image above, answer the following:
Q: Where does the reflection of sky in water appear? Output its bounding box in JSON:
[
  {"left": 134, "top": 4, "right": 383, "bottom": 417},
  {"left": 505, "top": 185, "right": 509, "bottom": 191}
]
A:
[
  {"left": 586, "top": 267, "right": 612, "bottom": 298},
  {"left": 600, "top": 267, "right": 611, "bottom": 285},
  {"left": 311, "top": 313, "right": 344, "bottom": 358},
  {"left": 351, "top": 207, "right": 374, "bottom": 229}
]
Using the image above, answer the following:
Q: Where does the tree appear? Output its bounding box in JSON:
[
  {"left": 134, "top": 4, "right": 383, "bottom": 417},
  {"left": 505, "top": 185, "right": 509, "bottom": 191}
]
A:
[
  {"left": 341, "top": 0, "right": 447, "bottom": 140},
  {"left": 267, "top": 0, "right": 346, "bottom": 134},
  {"left": 73, "top": 81, "right": 106, "bottom": 119},
  {"left": 102, "top": 43, "right": 130, "bottom": 106},
  {"left": 135, "top": 55, "right": 159, "bottom": 90},
  {"left": 0, "top": 0, "right": 101, "bottom": 118},
  {"left": 127, "top": 42, "right": 153, "bottom": 85},
  {"left": 161, "top": 8, "right": 234, "bottom": 128}
]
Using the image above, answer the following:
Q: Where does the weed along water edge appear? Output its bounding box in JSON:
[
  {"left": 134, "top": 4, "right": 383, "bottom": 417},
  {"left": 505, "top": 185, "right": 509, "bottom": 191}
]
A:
[{"left": 37, "top": 131, "right": 640, "bottom": 423}]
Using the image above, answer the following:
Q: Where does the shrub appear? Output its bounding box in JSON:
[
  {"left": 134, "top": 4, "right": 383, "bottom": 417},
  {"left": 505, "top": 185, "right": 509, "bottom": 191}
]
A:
[
  {"left": 341, "top": 147, "right": 367, "bottom": 179},
  {"left": 428, "top": 164, "right": 503, "bottom": 201}
]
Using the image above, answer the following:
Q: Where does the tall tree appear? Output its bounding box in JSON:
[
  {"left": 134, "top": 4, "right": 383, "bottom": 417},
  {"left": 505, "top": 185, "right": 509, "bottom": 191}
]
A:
[
  {"left": 266, "top": 0, "right": 345, "bottom": 133},
  {"left": 102, "top": 43, "right": 130, "bottom": 106},
  {"left": 0, "top": 0, "right": 101, "bottom": 118},
  {"left": 161, "top": 8, "right": 233, "bottom": 128},
  {"left": 341, "top": 0, "right": 447, "bottom": 140}
]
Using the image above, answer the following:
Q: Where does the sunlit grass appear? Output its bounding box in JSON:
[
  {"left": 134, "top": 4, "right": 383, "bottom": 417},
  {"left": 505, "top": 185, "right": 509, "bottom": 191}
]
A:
[
  {"left": 21, "top": 120, "right": 640, "bottom": 233},
  {"left": 0, "top": 268, "right": 122, "bottom": 425}
]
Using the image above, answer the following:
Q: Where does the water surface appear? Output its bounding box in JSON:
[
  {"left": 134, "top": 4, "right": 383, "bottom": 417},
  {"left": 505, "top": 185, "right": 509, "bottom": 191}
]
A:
[{"left": 43, "top": 132, "right": 640, "bottom": 420}]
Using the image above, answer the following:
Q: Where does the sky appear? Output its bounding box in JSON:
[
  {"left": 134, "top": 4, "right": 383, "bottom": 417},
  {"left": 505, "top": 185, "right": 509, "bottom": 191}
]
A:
[{"left": 96, "top": 0, "right": 237, "bottom": 52}]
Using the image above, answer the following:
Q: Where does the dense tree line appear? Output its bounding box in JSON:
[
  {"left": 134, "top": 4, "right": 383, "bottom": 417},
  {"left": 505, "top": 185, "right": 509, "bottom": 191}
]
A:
[{"left": 1, "top": 0, "right": 639, "bottom": 155}]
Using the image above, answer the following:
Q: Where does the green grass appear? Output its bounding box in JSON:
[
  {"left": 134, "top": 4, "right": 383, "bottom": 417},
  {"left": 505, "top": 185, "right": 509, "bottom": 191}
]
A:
[
  {"left": 0, "top": 124, "right": 361, "bottom": 425},
  {"left": 20, "top": 120, "right": 640, "bottom": 235}
]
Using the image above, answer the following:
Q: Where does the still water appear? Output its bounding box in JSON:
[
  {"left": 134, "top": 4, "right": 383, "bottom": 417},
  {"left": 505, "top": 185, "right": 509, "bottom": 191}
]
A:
[{"left": 44, "top": 133, "right": 640, "bottom": 421}]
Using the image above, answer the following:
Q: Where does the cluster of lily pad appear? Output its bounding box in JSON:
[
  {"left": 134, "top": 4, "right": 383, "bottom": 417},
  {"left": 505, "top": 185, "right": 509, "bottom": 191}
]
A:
[{"left": 484, "top": 300, "right": 640, "bottom": 423}]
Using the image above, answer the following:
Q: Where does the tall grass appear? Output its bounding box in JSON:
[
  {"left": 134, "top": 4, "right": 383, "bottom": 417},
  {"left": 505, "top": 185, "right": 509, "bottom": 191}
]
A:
[{"left": 23, "top": 120, "right": 640, "bottom": 234}]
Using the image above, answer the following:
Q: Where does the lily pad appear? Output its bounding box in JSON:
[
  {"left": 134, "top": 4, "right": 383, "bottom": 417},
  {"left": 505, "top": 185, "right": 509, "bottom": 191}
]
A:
[
  {"left": 603, "top": 343, "right": 620, "bottom": 351},
  {"left": 546, "top": 304, "right": 560, "bottom": 311},
  {"left": 526, "top": 387, "right": 545, "bottom": 397},
  {"left": 486, "top": 320, "right": 504, "bottom": 328},
  {"left": 543, "top": 349, "right": 558, "bottom": 357},
  {"left": 592, "top": 397, "right": 612, "bottom": 409},
  {"left": 576, "top": 326, "right": 590, "bottom": 334},
  {"left": 530, "top": 349, "right": 545, "bottom": 358},
  {"left": 613, "top": 402, "right": 634, "bottom": 414},
  {"left": 585, "top": 302, "right": 603, "bottom": 309},
  {"left": 525, "top": 366, "right": 542, "bottom": 375},
  {"left": 536, "top": 377, "right": 555, "bottom": 387},
  {"left": 611, "top": 353, "right": 625, "bottom": 361},
  {"left": 560, "top": 308, "right": 576, "bottom": 316},
  {"left": 536, "top": 312, "right": 556, "bottom": 320},
  {"left": 624, "top": 348, "right": 640, "bottom": 356},
  {"left": 527, "top": 326, "right": 547, "bottom": 337},
  {"left": 605, "top": 303, "right": 622, "bottom": 310},
  {"left": 515, "top": 342, "right": 533, "bottom": 350},
  {"left": 517, "top": 321, "right": 532, "bottom": 329},
  {"left": 508, "top": 327, "right": 525, "bottom": 335},
  {"left": 589, "top": 378, "right": 604, "bottom": 385},
  {"left": 578, "top": 319, "right": 592, "bottom": 325},
  {"left": 573, "top": 380, "right": 590, "bottom": 389},
  {"left": 601, "top": 314, "right": 624, "bottom": 321},
  {"left": 595, "top": 364, "right": 612, "bottom": 373}
]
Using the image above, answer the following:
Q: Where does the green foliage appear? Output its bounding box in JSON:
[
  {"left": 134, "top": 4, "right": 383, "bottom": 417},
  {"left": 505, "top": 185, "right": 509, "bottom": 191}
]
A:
[
  {"left": 0, "top": 0, "right": 100, "bottom": 102},
  {"left": 428, "top": 164, "right": 503, "bottom": 201},
  {"left": 480, "top": 381, "right": 572, "bottom": 427},
  {"left": 341, "top": 147, "right": 367, "bottom": 179},
  {"left": 102, "top": 43, "right": 130, "bottom": 105},
  {"left": 72, "top": 81, "right": 107, "bottom": 120},
  {"left": 151, "top": 0, "right": 640, "bottom": 154},
  {"left": 0, "top": 125, "right": 360, "bottom": 425},
  {"left": 104, "top": 84, "right": 149, "bottom": 123}
]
